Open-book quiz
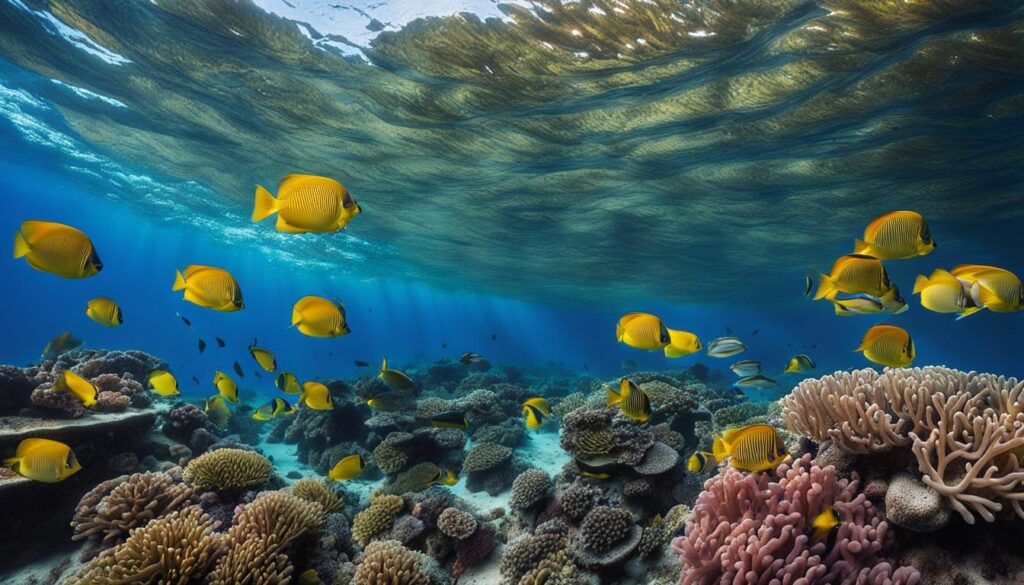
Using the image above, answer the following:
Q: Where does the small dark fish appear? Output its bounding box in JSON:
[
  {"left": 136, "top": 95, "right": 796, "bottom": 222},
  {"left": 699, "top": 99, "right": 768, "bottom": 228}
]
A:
[
  {"left": 254, "top": 370, "right": 262, "bottom": 378},
  {"left": 233, "top": 361, "right": 244, "bottom": 378},
  {"left": 492, "top": 333, "right": 497, "bottom": 341},
  {"left": 177, "top": 312, "right": 192, "bottom": 330},
  {"left": 441, "top": 342, "right": 448, "bottom": 349},
  {"left": 192, "top": 376, "right": 199, "bottom": 385},
  {"left": 198, "top": 339, "right": 207, "bottom": 353},
  {"left": 215, "top": 337, "right": 226, "bottom": 348},
  {"left": 804, "top": 272, "right": 814, "bottom": 297},
  {"left": 329, "top": 352, "right": 335, "bottom": 357},
  {"left": 583, "top": 363, "right": 589, "bottom": 371},
  {"left": 725, "top": 326, "right": 734, "bottom": 334},
  {"left": 354, "top": 360, "right": 370, "bottom": 367},
  {"left": 751, "top": 329, "right": 759, "bottom": 336}
]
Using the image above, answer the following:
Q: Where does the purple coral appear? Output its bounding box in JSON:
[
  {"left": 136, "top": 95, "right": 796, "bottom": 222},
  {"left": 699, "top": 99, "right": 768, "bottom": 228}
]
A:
[{"left": 672, "top": 454, "right": 920, "bottom": 585}]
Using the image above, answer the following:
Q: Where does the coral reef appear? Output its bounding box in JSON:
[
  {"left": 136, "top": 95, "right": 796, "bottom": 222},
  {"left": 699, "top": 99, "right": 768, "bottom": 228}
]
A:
[
  {"left": 569, "top": 505, "right": 642, "bottom": 568},
  {"left": 354, "top": 540, "right": 431, "bottom": 585},
  {"left": 509, "top": 469, "right": 552, "bottom": 511},
  {"left": 292, "top": 478, "right": 345, "bottom": 515},
  {"left": 353, "top": 494, "right": 406, "bottom": 546},
  {"left": 182, "top": 448, "right": 273, "bottom": 492}
]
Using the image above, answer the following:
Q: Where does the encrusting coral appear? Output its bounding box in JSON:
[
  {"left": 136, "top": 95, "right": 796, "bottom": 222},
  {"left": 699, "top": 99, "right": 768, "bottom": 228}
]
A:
[
  {"left": 781, "top": 367, "right": 1024, "bottom": 524},
  {"left": 71, "top": 469, "right": 196, "bottom": 558},
  {"left": 182, "top": 448, "right": 273, "bottom": 492},
  {"left": 672, "top": 453, "right": 920, "bottom": 585},
  {"left": 353, "top": 494, "right": 406, "bottom": 546}
]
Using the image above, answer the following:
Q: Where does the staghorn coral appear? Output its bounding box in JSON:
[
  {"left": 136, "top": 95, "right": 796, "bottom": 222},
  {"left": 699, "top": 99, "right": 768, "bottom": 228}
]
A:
[
  {"left": 462, "top": 442, "right": 512, "bottom": 473},
  {"left": 292, "top": 478, "right": 344, "bottom": 515},
  {"left": 182, "top": 448, "right": 273, "bottom": 492},
  {"left": 672, "top": 453, "right": 920, "bottom": 585},
  {"left": 781, "top": 367, "right": 1024, "bottom": 524},
  {"left": 353, "top": 494, "right": 405, "bottom": 546},
  {"left": 71, "top": 470, "right": 196, "bottom": 557},
  {"left": 509, "top": 469, "right": 552, "bottom": 511},
  {"left": 437, "top": 507, "right": 477, "bottom": 540},
  {"left": 64, "top": 506, "right": 224, "bottom": 585},
  {"left": 354, "top": 540, "right": 431, "bottom": 585}
]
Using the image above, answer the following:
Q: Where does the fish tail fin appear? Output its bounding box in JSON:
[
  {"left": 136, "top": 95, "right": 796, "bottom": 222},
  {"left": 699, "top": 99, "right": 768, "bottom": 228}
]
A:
[
  {"left": 172, "top": 270, "right": 187, "bottom": 291},
  {"left": 712, "top": 436, "right": 729, "bottom": 461},
  {"left": 912, "top": 274, "right": 928, "bottom": 295},
  {"left": 615, "top": 322, "right": 625, "bottom": 342},
  {"left": 955, "top": 306, "right": 984, "bottom": 321},
  {"left": 251, "top": 185, "right": 280, "bottom": 222},
  {"left": 2, "top": 456, "right": 18, "bottom": 468},
  {"left": 12, "top": 230, "right": 29, "bottom": 258},
  {"left": 605, "top": 386, "right": 620, "bottom": 406},
  {"left": 853, "top": 239, "right": 870, "bottom": 255},
  {"left": 812, "top": 273, "right": 834, "bottom": 301}
]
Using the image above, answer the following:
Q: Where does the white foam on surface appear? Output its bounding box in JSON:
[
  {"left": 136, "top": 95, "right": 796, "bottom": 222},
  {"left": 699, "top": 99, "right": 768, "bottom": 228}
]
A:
[{"left": 7, "top": 0, "right": 131, "bottom": 65}]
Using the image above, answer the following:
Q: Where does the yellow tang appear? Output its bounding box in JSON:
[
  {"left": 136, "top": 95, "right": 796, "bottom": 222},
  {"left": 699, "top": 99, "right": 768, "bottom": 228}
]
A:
[
  {"left": 378, "top": 357, "right": 415, "bottom": 392},
  {"left": 13, "top": 220, "right": 102, "bottom": 279},
  {"left": 300, "top": 381, "right": 334, "bottom": 410},
  {"left": 606, "top": 378, "right": 652, "bottom": 424},
  {"left": 147, "top": 369, "right": 181, "bottom": 396},
  {"left": 952, "top": 264, "right": 1023, "bottom": 313},
  {"left": 292, "top": 295, "right": 350, "bottom": 338},
  {"left": 213, "top": 370, "right": 239, "bottom": 404},
  {"left": 328, "top": 454, "right": 365, "bottom": 481},
  {"left": 172, "top": 265, "right": 243, "bottom": 312},
  {"left": 783, "top": 354, "right": 816, "bottom": 374},
  {"left": 811, "top": 505, "right": 841, "bottom": 540},
  {"left": 687, "top": 451, "right": 715, "bottom": 473},
  {"left": 86, "top": 297, "right": 123, "bottom": 327},
  {"left": 856, "top": 324, "right": 915, "bottom": 368},
  {"left": 712, "top": 424, "right": 788, "bottom": 472},
  {"left": 913, "top": 269, "right": 980, "bottom": 319},
  {"left": 204, "top": 395, "right": 232, "bottom": 428},
  {"left": 854, "top": 210, "right": 935, "bottom": 260},
  {"left": 814, "top": 254, "right": 894, "bottom": 301},
  {"left": 252, "top": 174, "right": 361, "bottom": 233},
  {"left": 616, "top": 313, "right": 670, "bottom": 351},
  {"left": 276, "top": 372, "right": 302, "bottom": 394},
  {"left": 54, "top": 369, "right": 97, "bottom": 407},
  {"left": 248, "top": 340, "right": 277, "bottom": 372},
  {"left": 664, "top": 328, "right": 702, "bottom": 358},
  {"left": 3, "top": 438, "right": 81, "bottom": 483}
]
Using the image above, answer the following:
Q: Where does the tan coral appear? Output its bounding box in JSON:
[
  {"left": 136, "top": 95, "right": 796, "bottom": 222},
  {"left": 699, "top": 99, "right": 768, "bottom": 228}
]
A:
[
  {"left": 182, "top": 448, "right": 273, "bottom": 492},
  {"left": 353, "top": 540, "right": 430, "bottom": 585},
  {"left": 353, "top": 494, "right": 405, "bottom": 546},
  {"left": 291, "top": 478, "right": 344, "bottom": 515}
]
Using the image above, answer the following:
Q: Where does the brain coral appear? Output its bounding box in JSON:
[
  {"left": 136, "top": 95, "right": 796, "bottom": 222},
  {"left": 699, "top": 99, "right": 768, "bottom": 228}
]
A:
[
  {"left": 65, "top": 506, "right": 224, "bottom": 585},
  {"left": 509, "top": 469, "right": 551, "bottom": 511},
  {"left": 71, "top": 470, "right": 196, "bottom": 556},
  {"left": 437, "top": 507, "right": 478, "bottom": 539},
  {"left": 672, "top": 453, "right": 920, "bottom": 585},
  {"left": 182, "top": 448, "right": 272, "bottom": 492},
  {"left": 462, "top": 442, "right": 512, "bottom": 473},
  {"left": 353, "top": 494, "right": 406, "bottom": 546},
  {"left": 354, "top": 540, "right": 430, "bottom": 585},
  {"left": 291, "top": 478, "right": 344, "bottom": 515}
]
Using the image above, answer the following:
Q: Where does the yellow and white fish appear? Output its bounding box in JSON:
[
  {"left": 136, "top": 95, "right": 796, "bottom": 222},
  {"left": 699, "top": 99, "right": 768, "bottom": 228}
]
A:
[
  {"left": 913, "top": 269, "right": 980, "bottom": 319},
  {"left": 664, "top": 329, "right": 702, "bottom": 358},
  {"left": 952, "top": 264, "right": 1023, "bottom": 313}
]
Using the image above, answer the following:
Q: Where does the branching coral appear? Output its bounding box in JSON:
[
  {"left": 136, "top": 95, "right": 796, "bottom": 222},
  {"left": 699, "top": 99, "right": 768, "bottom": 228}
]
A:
[
  {"left": 672, "top": 454, "right": 920, "bottom": 585},
  {"left": 354, "top": 540, "right": 430, "bottom": 585},
  {"left": 182, "top": 448, "right": 272, "bottom": 492},
  {"left": 71, "top": 470, "right": 196, "bottom": 556},
  {"left": 353, "top": 494, "right": 405, "bottom": 546},
  {"left": 291, "top": 478, "right": 344, "bottom": 515},
  {"left": 781, "top": 367, "right": 1024, "bottom": 524},
  {"left": 65, "top": 506, "right": 225, "bottom": 584}
]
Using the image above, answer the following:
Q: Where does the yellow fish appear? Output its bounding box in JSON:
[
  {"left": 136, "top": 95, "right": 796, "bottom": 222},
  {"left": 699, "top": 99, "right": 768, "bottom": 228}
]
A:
[
  {"left": 856, "top": 325, "right": 914, "bottom": 368},
  {"left": 252, "top": 174, "right": 361, "bottom": 233},
  {"left": 810, "top": 505, "right": 841, "bottom": 540},
  {"left": 147, "top": 369, "right": 180, "bottom": 396},
  {"left": 299, "top": 381, "right": 334, "bottom": 410},
  {"left": 248, "top": 339, "right": 277, "bottom": 372},
  {"left": 606, "top": 378, "right": 652, "bottom": 424},
  {"left": 432, "top": 468, "right": 459, "bottom": 486},
  {"left": 814, "top": 254, "right": 894, "bottom": 301},
  {"left": 952, "top": 264, "right": 1023, "bottom": 313},
  {"left": 830, "top": 288, "right": 907, "bottom": 316},
  {"left": 783, "top": 354, "right": 816, "bottom": 374},
  {"left": 430, "top": 412, "right": 468, "bottom": 429},
  {"left": 687, "top": 451, "right": 715, "bottom": 473},
  {"left": 276, "top": 372, "right": 302, "bottom": 394},
  {"left": 913, "top": 269, "right": 981, "bottom": 319},
  {"left": 213, "top": 370, "right": 239, "bottom": 404},
  {"left": 86, "top": 297, "right": 123, "bottom": 327},
  {"left": 42, "top": 331, "right": 82, "bottom": 359},
  {"left": 252, "top": 398, "right": 295, "bottom": 421},
  {"left": 204, "top": 395, "right": 232, "bottom": 428},
  {"left": 712, "top": 424, "right": 788, "bottom": 472},
  {"left": 615, "top": 313, "right": 670, "bottom": 351},
  {"left": 172, "top": 265, "right": 243, "bottom": 312},
  {"left": 13, "top": 220, "right": 102, "bottom": 279},
  {"left": 3, "top": 438, "right": 81, "bottom": 483},
  {"left": 292, "top": 296, "right": 350, "bottom": 338},
  {"left": 378, "top": 357, "right": 415, "bottom": 392},
  {"left": 575, "top": 457, "right": 615, "bottom": 480},
  {"left": 522, "top": 403, "right": 547, "bottom": 430},
  {"left": 364, "top": 393, "right": 407, "bottom": 412},
  {"left": 328, "top": 454, "right": 365, "bottom": 481},
  {"left": 853, "top": 210, "right": 935, "bottom": 260},
  {"left": 664, "top": 328, "right": 701, "bottom": 358},
  {"left": 54, "top": 369, "right": 97, "bottom": 407}
]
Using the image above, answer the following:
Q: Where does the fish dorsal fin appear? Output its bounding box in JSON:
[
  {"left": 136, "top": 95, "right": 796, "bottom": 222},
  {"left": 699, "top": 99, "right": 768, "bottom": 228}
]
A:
[
  {"left": 381, "top": 357, "right": 388, "bottom": 374},
  {"left": 278, "top": 174, "right": 341, "bottom": 196},
  {"left": 20, "top": 220, "right": 63, "bottom": 239},
  {"left": 720, "top": 426, "right": 749, "bottom": 444},
  {"left": 928, "top": 269, "right": 960, "bottom": 285},
  {"left": 16, "top": 438, "right": 57, "bottom": 457}
]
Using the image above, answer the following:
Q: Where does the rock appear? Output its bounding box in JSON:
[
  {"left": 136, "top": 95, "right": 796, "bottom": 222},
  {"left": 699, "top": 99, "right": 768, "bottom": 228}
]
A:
[{"left": 885, "top": 472, "right": 950, "bottom": 532}]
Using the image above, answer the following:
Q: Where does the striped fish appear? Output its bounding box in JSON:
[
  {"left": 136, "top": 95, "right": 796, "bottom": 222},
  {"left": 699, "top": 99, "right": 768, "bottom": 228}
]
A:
[
  {"left": 854, "top": 210, "right": 935, "bottom": 260},
  {"left": 712, "top": 424, "right": 788, "bottom": 472},
  {"left": 729, "top": 360, "right": 761, "bottom": 377},
  {"left": 252, "top": 174, "right": 361, "bottom": 233},
  {"left": 687, "top": 451, "right": 715, "bottom": 473},
  {"left": 606, "top": 378, "right": 651, "bottom": 424},
  {"left": 616, "top": 312, "right": 671, "bottom": 351},
  {"left": 856, "top": 324, "right": 914, "bottom": 368}
]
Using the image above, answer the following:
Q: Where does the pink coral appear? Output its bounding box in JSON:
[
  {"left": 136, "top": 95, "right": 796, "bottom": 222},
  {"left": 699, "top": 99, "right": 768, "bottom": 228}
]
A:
[
  {"left": 96, "top": 391, "right": 131, "bottom": 412},
  {"left": 672, "top": 454, "right": 920, "bottom": 585}
]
